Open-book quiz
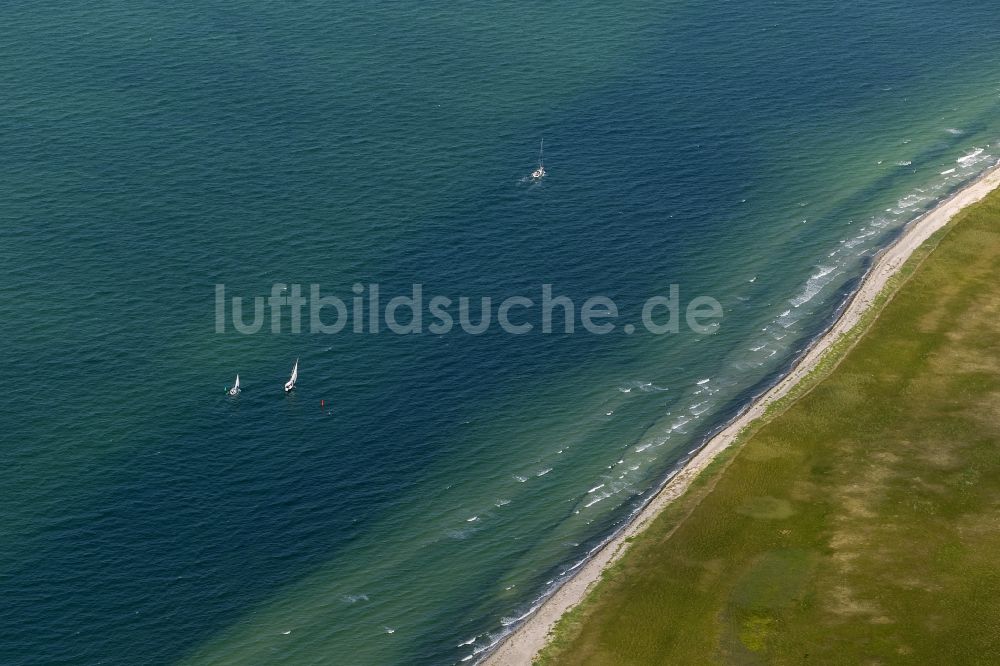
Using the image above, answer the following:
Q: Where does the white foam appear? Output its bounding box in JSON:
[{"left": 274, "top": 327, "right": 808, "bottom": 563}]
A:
[
  {"left": 342, "top": 593, "right": 369, "bottom": 603},
  {"left": 897, "top": 194, "right": 923, "bottom": 210},
  {"left": 501, "top": 603, "right": 542, "bottom": 627},
  {"left": 513, "top": 475, "right": 527, "bottom": 483},
  {"left": 446, "top": 527, "right": 476, "bottom": 540},
  {"left": 958, "top": 148, "right": 984, "bottom": 165},
  {"left": 588, "top": 484, "right": 605, "bottom": 493},
  {"left": 536, "top": 468, "right": 552, "bottom": 477},
  {"left": 777, "top": 309, "right": 799, "bottom": 329},
  {"left": 619, "top": 380, "right": 669, "bottom": 393},
  {"left": 690, "top": 401, "right": 712, "bottom": 416},
  {"left": 467, "top": 631, "right": 508, "bottom": 661},
  {"left": 790, "top": 265, "right": 837, "bottom": 308},
  {"left": 495, "top": 498, "right": 511, "bottom": 507}
]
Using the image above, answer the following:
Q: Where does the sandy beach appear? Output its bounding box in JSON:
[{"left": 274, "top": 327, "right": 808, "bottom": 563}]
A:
[{"left": 482, "top": 162, "right": 1000, "bottom": 666}]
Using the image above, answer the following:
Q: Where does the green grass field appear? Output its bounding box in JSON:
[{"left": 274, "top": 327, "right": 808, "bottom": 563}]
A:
[{"left": 539, "top": 189, "right": 1000, "bottom": 664}]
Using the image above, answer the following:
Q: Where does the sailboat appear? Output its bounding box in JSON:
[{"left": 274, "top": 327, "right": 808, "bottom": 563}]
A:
[
  {"left": 531, "top": 139, "right": 546, "bottom": 180},
  {"left": 228, "top": 374, "right": 241, "bottom": 396},
  {"left": 284, "top": 358, "right": 298, "bottom": 393}
]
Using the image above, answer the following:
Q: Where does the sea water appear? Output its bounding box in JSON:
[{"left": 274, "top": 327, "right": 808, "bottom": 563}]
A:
[{"left": 3, "top": 1, "right": 1000, "bottom": 663}]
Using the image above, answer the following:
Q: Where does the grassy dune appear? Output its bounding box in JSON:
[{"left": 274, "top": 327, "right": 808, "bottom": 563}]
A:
[{"left": 539, "top": 190, "right": 1000, "bottom": 664}]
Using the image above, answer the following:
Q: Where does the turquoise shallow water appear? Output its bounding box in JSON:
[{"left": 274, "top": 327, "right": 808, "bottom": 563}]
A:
[{"left": 3, "top": 1, "right": 1000, "bottom": 664}]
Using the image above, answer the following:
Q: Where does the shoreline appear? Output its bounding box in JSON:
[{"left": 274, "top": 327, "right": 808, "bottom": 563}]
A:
[{"left": 482, "top": 161, "right": 1000, "bottom": 665}]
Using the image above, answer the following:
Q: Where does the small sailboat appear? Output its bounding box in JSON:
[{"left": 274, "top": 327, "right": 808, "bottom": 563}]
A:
[
  {"left": 531, "top": 139, "right": 546, "bottom": 181},
  {"left": 228, "top": 374, "right": 241, "bottom": 396},
  {"left": 284, "top": 358, "right": 298, "bottom": 393}
]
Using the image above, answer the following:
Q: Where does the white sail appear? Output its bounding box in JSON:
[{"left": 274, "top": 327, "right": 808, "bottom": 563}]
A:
[
  {"left": 284, "top": 359, "right": 298, "bottom": 392},
  {"left": 229, "top": 374, "right": 240, "bottom": 395},
  {"left": 531, "top": 138, "right": 546, "bottom": 180}
]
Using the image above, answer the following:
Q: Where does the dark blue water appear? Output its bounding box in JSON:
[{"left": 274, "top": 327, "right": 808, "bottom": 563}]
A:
[{"left": 3, "top": 1, "right": 1000, "bottom": 663}]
